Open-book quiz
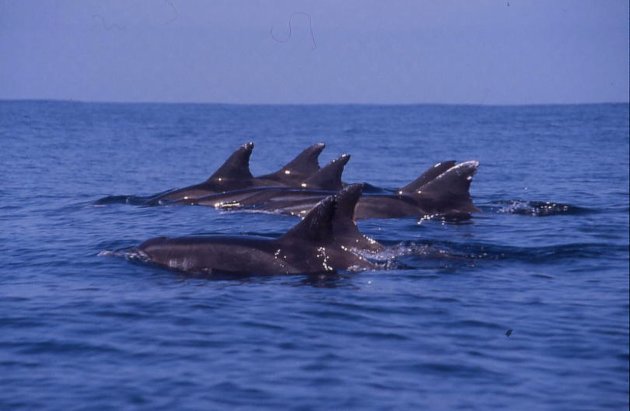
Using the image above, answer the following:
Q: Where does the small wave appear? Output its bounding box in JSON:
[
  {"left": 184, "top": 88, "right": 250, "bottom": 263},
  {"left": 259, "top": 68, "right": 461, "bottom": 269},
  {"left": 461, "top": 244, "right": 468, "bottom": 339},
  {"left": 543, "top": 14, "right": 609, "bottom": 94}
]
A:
[
  {"left": 98, "top": 248, "right": 149, "bottom": 262},
  {"left": 371, "top": 241, "right": 624, "bottom": 264},
  {"left": 486, "top": 200, "right": 592, "bottom": 216},
  {"left": 352, "top": 243, "right": 459, "bottom": 270},
  {"left": 94, "top": 188, "right": 178, "bottom": 206},
  {"left": 351, "top": 246, "right": 417, "bottom": 270},
  {"left": 417, "top": 214, "right": 474, "bottom": 224},
  {"left": 369, "top": 243, "right": 454, "bottom": 260},
  {"left": 97, "top": 250, "right": 117, "bottom": 257},
  {"left": 93, "top": 195, "right": 153, "bottom": 206}
]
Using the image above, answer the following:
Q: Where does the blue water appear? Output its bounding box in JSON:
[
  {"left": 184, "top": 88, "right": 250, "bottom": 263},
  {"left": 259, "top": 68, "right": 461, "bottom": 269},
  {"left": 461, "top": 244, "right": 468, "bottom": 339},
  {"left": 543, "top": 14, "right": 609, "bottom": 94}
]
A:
[{"left": 1, "top": 101, "right": 628, "bottom": 410}]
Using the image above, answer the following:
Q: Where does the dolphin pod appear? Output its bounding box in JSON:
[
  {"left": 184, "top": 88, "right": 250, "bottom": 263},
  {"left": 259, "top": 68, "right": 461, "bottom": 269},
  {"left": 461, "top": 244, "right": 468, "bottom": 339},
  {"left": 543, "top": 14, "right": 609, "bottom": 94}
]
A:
[
  {"left": 179, "top": 157, "right": 479, "bottom": 220},
  {"left": 101, "top": 142, "right": 480, "bottom": 275},
  {"left": 145, "top": 142, "right": 329, "bottom": 204},
  {"left": 97, "top": 141, "right": 479, "bottom": 219},
  {"left": 95, "top": 142, "right": 328, "bottom": 205}
]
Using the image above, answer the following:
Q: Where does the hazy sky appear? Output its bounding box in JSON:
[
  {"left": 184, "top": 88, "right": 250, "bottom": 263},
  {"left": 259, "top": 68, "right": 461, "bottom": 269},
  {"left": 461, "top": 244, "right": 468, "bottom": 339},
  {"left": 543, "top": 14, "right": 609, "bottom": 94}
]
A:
[{"left": 1, "top": 0, "right": 628, "bottom": 104}]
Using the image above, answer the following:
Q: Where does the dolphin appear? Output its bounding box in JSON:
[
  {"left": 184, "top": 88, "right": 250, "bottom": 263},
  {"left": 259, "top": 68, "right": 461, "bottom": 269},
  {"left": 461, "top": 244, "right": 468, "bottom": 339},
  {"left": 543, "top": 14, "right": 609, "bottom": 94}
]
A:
[
  {"left": 353, "top": 161, "right": 479, "bottom": 219},
  {"left": 148, "top": 142, "right": 257, "bottom": 204},
  {"left": 182, "top": 159, "right": 479, "bottom": 220},
  {"left": 95, "top": 142, "right": 327, "bottom": 205},
  {"left": 276, "top": 160, "right": 480, "bottom": 220},
  {"left": 173, "top": 154, "right": 352, "bottom": 208},
  {"left": 135, "top": 185, "right": 379, "bottom": 275},
  {"left": 132, "top": 142, "right": 328, "bottom": 205}
]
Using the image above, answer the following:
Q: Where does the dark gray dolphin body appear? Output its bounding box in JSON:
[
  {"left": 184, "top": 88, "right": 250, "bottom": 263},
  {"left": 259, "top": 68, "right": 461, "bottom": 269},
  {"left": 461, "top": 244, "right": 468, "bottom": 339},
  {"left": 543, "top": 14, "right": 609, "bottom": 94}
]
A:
[
  {"left": 354, "top": 161, "right": 479, "bottom": 219},
  {"left": 149, "top": 142, "right": 258, "bottom": 204},
  {"left": 173, "top": 154, "right": 351, "bottom": 208},
  {"left": 182, "top": 160, "right": 480, "bottom": 220},
  {"left": 96, "top": 142, "right": 328, "bottom": 205},
  {"left": 135, "top": 185, "right": 379, "bottom": 275},
  {"left": 151, "top": 142, "right": 330, "bottom": 204}
]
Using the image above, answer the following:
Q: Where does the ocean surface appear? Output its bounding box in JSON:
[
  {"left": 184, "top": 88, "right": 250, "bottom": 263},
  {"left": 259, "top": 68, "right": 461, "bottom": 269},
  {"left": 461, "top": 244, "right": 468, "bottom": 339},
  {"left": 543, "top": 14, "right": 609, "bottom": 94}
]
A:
[{"left": 1, "top": 101, "right": 628, "bottom": 410}]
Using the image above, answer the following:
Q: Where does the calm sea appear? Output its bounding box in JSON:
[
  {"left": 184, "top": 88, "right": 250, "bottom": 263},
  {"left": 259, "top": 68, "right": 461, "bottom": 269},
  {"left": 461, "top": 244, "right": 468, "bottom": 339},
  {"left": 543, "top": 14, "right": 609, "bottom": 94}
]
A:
[{"left": 1, "top": 101, "right": 628, "bottom": 410}]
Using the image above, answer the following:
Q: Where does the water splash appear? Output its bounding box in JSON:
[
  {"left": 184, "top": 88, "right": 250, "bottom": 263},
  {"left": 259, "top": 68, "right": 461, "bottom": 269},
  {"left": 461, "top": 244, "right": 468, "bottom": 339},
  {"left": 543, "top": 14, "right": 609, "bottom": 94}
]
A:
[
  {"left": 487, "top": 200, "right": 592, "bottom": 216},
  {"left": 98, "top": 247, "right": 148, "bottom": 262}
]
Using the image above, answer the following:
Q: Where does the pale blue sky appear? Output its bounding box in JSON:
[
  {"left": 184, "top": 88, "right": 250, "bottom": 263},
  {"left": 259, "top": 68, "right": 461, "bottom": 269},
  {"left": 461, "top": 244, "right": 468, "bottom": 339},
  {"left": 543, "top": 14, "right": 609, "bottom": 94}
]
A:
[{"left": 0, "top": 0, "right": 628, "bottom": 104}]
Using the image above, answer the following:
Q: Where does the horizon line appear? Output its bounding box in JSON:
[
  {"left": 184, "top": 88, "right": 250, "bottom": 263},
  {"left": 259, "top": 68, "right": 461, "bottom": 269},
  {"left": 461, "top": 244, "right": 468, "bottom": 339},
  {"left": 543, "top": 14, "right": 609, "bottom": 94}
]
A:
[{"left": 1, "top": 98, "right": 628, "bottom": 107}]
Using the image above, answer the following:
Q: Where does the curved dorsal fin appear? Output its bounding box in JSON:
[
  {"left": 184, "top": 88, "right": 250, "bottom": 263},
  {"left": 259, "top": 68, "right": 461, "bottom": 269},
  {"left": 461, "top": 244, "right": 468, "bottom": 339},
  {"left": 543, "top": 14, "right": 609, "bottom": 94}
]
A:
[
  {"left": 258, "top": 143, "right": 325, "bottom": 185},
  {"left": 399, "top": 161, "right": 457, "bottom": 194},
  {"left": 280, "top": 194, "right": 336, "bottom": 244},
  {"left": 278, "top": 143, "right": 325, "bottom": 177},
  {"left": 207, "top": 142, "right": 254, "bottom": 182},
  {"left": 300, "top": 154, "right": 350, "bottom": 190},
  {"left": 333, "top": 183, "right": 362, "bottom": 222},
  {"left": 332, "top": 184, "right": 384, "bottom": 252},
  {"left": 412, "top": 160, "right": 480, "bottom": 213}
]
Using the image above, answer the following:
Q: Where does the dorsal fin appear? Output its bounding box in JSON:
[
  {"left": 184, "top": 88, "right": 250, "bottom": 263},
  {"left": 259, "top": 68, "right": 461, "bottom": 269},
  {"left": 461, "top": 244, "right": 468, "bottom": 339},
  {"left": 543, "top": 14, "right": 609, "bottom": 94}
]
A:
[
  {"left": 207, "top": 142, "right": 254, "bottom": 182},
  {"left": 300, "top": 154, "right": 350, "bottom": 190},
  {"left": 277, "top": 143, "right": 325, "bottom": 178},
  {"left": 399, "top": 160, "right": 457, "bottom": 194},
  {"left": 332, "top": 184, "right": 384, "bottom": 252},
  {"left": 334, "top": 183, "right": 363, "bottom": 222},
  {"left": 413, "top": 161, "right": 480, "bottom": 213},
  {"left": 258, "top": 143, "right": 325, "bottom": 185},
  {"left": 280, "top": 194, "right": 336, "bottom": 244}
]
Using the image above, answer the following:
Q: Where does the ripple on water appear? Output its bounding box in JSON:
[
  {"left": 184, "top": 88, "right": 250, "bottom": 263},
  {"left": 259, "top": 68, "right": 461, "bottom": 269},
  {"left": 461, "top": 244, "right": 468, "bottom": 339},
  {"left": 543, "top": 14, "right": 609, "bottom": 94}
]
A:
[{"left": 485, "top": 199, "right": 595, "bottom": 216}]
